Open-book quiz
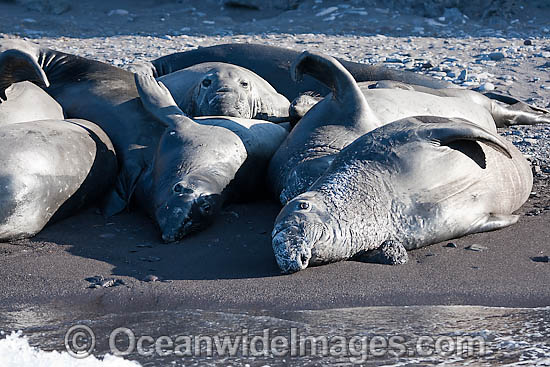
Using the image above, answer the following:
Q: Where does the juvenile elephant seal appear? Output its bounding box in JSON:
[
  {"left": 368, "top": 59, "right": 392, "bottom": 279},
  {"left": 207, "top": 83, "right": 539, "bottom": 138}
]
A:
[
  {"left": 155, "top": 62, "right": 290, "bottom": 122},
  {"left": 135, "top": 73, "right": 288, "bottom": 242},
  {"left": 272, "top": 116, "right": 533, "bottom": 273},
  {"left": 268, "top": 51, "right": 502, "bottom": 205},
  {"left": 134, "top": 43, "right": 454, "bottom": 100},
  {"left": 0, "top": 118, "right": 117, "bottom": 240},
  {"left": 290, "top": 80, "right": 550, "bottom": 128},
  {"left": 0, "top": 81, "right": 63, "bottom": 124}
]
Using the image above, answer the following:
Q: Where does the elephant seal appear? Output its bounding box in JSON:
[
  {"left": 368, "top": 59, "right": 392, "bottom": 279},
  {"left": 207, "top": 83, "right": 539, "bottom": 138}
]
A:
[
  {"left": 155, "top": 62, "right": 290, "bottom": 122},
  {"left": 0, "top": 117, "right": 117, "bottom": 240},
  {"left": 268, "top": 51, "right": 501, "bottom": 205},
  {"left": 133, "top": 43, "right": 454, "bottom": 101},
  {"left": 289, "top": 80, "right": 550, "bottom": 128},
  {"left": 0, "top": 81, "right": 63, "bottom": 124},
  {"left": 134, "top": 73, "right": 288, "bottom": 242},
  {"left": 272, "top": 116, "right": 533, "bottom": 273}
]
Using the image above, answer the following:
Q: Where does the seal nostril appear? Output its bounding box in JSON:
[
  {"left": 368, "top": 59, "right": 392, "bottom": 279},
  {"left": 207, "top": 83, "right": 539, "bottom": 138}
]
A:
[
  {"left": 202, "top": 79, "right": 211, "bottom": 88},
  {"left": 173, "top": 183, "right": 193, "bottom": 195}
]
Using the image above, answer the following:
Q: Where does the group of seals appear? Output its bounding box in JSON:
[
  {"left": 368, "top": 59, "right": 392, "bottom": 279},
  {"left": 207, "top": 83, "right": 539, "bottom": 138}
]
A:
[
  {"left": 0, "top": 81, "right": 117, "bottom": 240},
  {"left": 0, "top": 39, "right": 542, "bottom": 272},
  {"left": 0, "top": 40, "right": 290, "bottom": 242}
]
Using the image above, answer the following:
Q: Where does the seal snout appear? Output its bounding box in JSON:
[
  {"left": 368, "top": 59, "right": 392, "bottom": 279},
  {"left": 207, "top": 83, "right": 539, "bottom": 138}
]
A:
[{"left": 272, "top": 225, "right": 313, "bottom": 274}]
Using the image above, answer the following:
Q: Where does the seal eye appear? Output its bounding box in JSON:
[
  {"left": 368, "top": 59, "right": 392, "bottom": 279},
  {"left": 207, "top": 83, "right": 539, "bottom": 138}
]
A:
[
  {"left": 240, "top": 80, "right": 249, "bottom": 89},
  {"left": 202, "top": 78, "right": 211, "bottom": 88},
  {"left": 299, "top": 202, "right": 310, "bottom": 210}
]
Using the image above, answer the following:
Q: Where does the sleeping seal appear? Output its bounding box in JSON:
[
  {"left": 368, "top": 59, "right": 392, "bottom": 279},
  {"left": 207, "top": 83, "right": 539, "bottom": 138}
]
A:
[
  {"left": 134, "top": 73, "right": 288, "bottom": 242},
  {"left": 132, "top": 43, "right": 455, "bottom": 101},
  {"left": 268, "top": 51, "right": 502, "bottom": 205},
  {"left": 0, "top": 81, "right": 117, "bottom": 240},
  {"left": 289, "top": 80, "right": 550, "bottom": 128},
  {"left": 0, "top": 81, "right": 63, "bottom": 124},
  {"left": 0, "top": 117, "right": 117, "bottom": 240},
  {"left": 272, "top": 116, "right": 533, "bottom": 273},
  {"left": 156, "top": 62, "right": 290, "bottom": 122}
]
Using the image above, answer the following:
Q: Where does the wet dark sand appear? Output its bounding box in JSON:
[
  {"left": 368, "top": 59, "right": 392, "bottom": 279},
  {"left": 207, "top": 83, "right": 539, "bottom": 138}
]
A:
[{"left": 1, "top": 197, "right": 549, "bottom": 314}]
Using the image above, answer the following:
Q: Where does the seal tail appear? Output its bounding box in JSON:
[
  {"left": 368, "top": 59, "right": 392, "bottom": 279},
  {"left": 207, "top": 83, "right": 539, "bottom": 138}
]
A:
[
  {"left": 0, "top": 48, "right": 50, "bottom": 99},
  {"left": 414, "top": 116, "right": 513, "bottom": 159},
  {"left": 290, "top": 51, "right": 361, "bottom": 103}
]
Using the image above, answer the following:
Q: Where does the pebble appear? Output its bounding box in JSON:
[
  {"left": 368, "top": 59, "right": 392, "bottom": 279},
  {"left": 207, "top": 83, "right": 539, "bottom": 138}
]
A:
[
  {"left": 140, "top": 256, "right": 161, "bottom": 262},
  {"left": 86, "top": 275, "right": 125, "bottom": 288},
  {"left": 108, "top": 9, "right": 129, "bottom": 16},
  {"left": 465, "top": 244, "right": 488, "bottom": 252},
  {"left": 478, "top": 82, "right": 495, "bottom": 92},
  {"left": 142, "top": 274, "right": 160, "bottom": 282},
  {"left": 531, "top": 256, "right": 550, "bottom": 263},
  {"left": 445, "top": 242, "right": 457, "bottom": 248},
  {"left": 488, "top": 52, "right": 505, "bottom": 61}
]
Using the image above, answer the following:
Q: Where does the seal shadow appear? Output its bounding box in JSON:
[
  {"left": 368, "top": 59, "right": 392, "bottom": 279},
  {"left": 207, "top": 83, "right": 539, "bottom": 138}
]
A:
[{"left": 30, "top": 199, "right": 283, "bottom": 280}]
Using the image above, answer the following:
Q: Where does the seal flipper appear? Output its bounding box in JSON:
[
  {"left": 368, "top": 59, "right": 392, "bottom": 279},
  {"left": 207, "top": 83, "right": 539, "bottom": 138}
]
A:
[
  {"left": 134, "top": 73, "right": 193, "bottom": 129},
  {"left": 355, "top": 240, "right": 409, "bottom": 265},
  {"left": 0, "top": 49, "right": 49, "bottom": 99},
  {"left": 469, "top": 214, "right": 519, "bottom": 234},
  {"left": 291, "top": 51, "right": 361, "bottom": 103},
  {"left": 101, "top": 165, "right": 144, "bottom": 217},
  {"left": 414, "top": 116, "right": 512, "bottom": 159}
]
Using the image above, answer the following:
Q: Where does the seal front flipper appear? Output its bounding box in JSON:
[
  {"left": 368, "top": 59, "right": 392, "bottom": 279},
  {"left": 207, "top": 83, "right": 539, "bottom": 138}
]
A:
[
  {"left": 101, "top": 164, "right": 144, "bottom": 217},
  {"left": 135, "top": 73, "right": 193, "bottom": 128},
  {"left": 469, "top": 214, "right": 520, "bottom": 234},
  {"left": 414, "top": 116, "right": 512, "bottom": 159},
  {"left": 0, "top": 48, "right": 49, "bottom": 98},
  {"left": 354, "top": 240, "right": 409, "bottom": 265}
]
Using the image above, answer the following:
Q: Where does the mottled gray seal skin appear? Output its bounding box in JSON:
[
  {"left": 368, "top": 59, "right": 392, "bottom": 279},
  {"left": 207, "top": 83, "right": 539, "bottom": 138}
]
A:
[
  {"left": 0, "top": 81, "right": 63, "bottom": 124},
  {"left": 0, "top": 118, "right": 117, "bottom": 241},
  {"left": 155, "top": 62, "right": 290, "bottom": 122},
  {"left": 272, "top": 116, "right": 533, "bottom": 273},
  {"left": 137, "top": 43, "right": 455, "bottom": 101},
  {"left": 268, "top": 51, "right": 502, "bottom": 205},
  {"left": 135, "top": 73, "right": 289, "bottom": 242}
]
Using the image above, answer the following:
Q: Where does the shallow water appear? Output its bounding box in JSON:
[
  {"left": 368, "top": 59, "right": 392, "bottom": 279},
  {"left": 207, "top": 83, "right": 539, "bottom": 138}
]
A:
[{"left": 1, "top": 305, "right": 550, "bottom": 366}]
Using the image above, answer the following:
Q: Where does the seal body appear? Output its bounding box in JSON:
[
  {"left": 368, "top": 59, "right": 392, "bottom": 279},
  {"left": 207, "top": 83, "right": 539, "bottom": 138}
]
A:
[
  {"left": 272, "top": 116, "right": 533, "bottom": 273},
  {"left": 0, "top": 81, "right": 63, "bottom": 124},
  {"left": 157, "top": 62, "right": 290, "bottom": 122},
  {"left": 0, "top": 118, "right": 117, "bottom": 240},
  {"left": 144, "top": 43, "right": 454, "bottom": 100},
  {"left": 135, "top": 73, "right": 288, "bottom": 242}
]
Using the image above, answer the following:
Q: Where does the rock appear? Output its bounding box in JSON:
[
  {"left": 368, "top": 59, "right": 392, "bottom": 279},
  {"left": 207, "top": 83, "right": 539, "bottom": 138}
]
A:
[
  {"left": 458, "top": 69, "right": 468, "bottom": 80},
  {"left": 524, "top": 39, "right": 533, "bottom": 46},
  {"left": 142, "top": 274, "right": 160, "bottom": 282},
  {"left": 445, "top": 242, "right": 457, "bottom": 248},
  {"left": 489, "top": 52, "right": 505, "bottom": 61},
  {"left": 465, "top": 244, "right": 488, "bottom": 252},
  {"left": 223, "top": 0, "right": 300, "bottom": 10},
  {"left": 15, "top": 0, "right": 70, "bottom": 14},
  {"left": 85, "top": 275, "right": 125, "bottom": 289},
  {"left": 531, "top": 256, "right": 550, "bottom": 263},
  {"left": 477, "top": 82, "right": 495, "bottom": 92}
]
